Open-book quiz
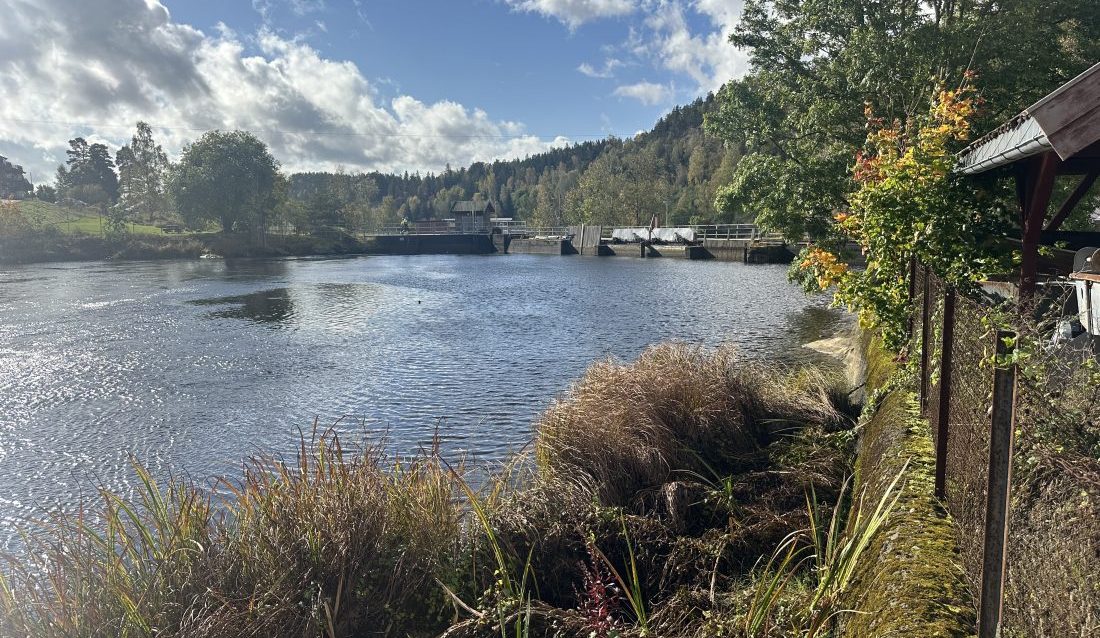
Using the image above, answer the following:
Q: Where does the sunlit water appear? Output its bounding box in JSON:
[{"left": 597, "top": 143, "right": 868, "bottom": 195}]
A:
[{"left": 0, "top": 254, "right": 841, "bottom": 549}]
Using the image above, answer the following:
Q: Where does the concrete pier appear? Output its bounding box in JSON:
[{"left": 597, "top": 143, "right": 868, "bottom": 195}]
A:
[
  {"left": 599, "top": 239, "right": 794, "bottom": 263},
  {"left": 507, "top": 237, "right": 576, "bottom": 255}
]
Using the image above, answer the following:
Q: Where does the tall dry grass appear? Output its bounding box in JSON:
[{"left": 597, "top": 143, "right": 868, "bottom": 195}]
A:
[
  {"left": 1, "top": 429, "right": 465, "bottom": 638},
  {"left": 534, "top": 344, "right": 847, "bottom": 507}
]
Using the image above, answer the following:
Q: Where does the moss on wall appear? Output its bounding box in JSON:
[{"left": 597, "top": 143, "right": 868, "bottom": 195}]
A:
[{"left": 840, "top": 335, "right": 975, "bottom": 637}]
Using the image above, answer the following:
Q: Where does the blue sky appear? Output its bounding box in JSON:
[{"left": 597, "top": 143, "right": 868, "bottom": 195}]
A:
[{"left": 0, "top": 0, "right": 747, "bottom": 181}]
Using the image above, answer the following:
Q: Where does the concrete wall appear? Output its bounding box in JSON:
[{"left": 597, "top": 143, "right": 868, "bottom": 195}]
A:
[
  {"left": 365, "top": 234, "right": 496, "bottom": 255},
  {"left": 507, "top": 238, "right": 573, "bottom": 255},
  {"left": 701, "top": 239, "right": 796, "bottom": 263},
  {"left": 569, "top": 224, "right": 604, "bottom": 255}
]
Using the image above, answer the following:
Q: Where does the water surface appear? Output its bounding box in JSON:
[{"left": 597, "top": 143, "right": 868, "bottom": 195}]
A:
[{"left": 0, "top": 254, "right": 840, "bottom": 548}]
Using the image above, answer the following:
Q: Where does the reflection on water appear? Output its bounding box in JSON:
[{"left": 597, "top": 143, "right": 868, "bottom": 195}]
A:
[
  {"left": 0, "top": 255, "right": 842, "bottom": 550},
  {"left": 192, "top": 288, "right": 297, "bottom": 325},
  {"left": 788, "top": 305, "right": 847, "bottom": 344},
  {"left": 189, "top": 283, "right": 386, "bottom": 328}
]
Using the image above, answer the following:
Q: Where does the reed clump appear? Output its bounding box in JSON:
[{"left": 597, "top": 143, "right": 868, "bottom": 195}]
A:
[
  {"left": 1, "top": 431, "right": 464, "bottom": 637},
  {"left": 534, "top": 345, "right": 849, "bottom": 507},
  {"left": 1, "top": 343, "right": 921, "bottom": 638}
]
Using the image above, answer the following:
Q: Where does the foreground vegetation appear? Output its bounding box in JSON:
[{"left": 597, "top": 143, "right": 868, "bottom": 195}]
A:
[{"left": 0, "top": 344, "right": 967, "bottom": 638}]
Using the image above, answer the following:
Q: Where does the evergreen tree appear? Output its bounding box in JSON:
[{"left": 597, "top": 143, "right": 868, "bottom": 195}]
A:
[
  {"left": 56, "top": 138, "right": 119, "bottom": 204},
  {"left": 116, "top": 122, "right": 169, "bottom": 222}
]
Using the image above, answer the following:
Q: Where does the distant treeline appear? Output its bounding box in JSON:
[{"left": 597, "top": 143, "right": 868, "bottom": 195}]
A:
[
  {"left": 2, "top": 94, "right": 745, "bottom": 238},
  {"left": 289, "top": 93, "right": 747, "bottom": 229}
]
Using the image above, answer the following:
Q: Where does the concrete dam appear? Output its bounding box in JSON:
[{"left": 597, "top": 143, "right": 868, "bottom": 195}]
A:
[{"left": 365, "top": 223, "right": 797, "bottom": 264}]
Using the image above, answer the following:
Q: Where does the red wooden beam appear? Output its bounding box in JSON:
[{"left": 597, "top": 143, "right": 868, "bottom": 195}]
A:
[
  {"left": 1044, "top": 168, "right": 1100, "bottom": 232},
  {"left": 1019, "top": 152, "right": 1061, "bottom": 301}
]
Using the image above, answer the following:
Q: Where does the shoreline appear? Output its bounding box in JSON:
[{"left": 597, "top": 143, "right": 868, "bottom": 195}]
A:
[
  {"left": 0, "top": 336, "right": 974, "bottom": 637},
  {"left": 0, "top": 231, "right": 370, "bottom": 266}
]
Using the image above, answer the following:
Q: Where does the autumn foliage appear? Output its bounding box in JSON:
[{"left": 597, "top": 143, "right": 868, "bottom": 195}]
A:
[{"left": 795, "top": 79, "right": 1002, "bottom": 350}]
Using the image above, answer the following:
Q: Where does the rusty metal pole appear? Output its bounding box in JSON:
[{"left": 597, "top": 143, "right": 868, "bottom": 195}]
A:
[
  {"left": 978, "top": 330, "right": 1018, "bottom": 638},
  {"left": 933, "top": 285, "right": 956, "bottom": 501},
  {"left": 907, "top": 254, "right": 918, "bottom": 342},
  {"left": 920, "top": 265, "right": 932, "bottom": 411}
]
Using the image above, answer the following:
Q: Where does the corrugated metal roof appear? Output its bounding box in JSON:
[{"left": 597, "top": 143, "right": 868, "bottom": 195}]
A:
[
  {"left": 956, "top": 114, "right": 1051, "bottom": 175},
  {"left": 957, "top": 61, "right": 1100, "bottom": 174}
]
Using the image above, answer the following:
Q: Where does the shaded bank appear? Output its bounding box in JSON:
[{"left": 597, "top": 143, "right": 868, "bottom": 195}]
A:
[
  {"left": 0, "top": 231, "right": 369, "bottom": 265},
  {"left": 838, "top": 334, "right": 974, "bottom": 637}
]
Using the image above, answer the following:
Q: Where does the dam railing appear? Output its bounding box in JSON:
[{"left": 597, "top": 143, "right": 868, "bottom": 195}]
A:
[{"left": 368, "top": 222, "right": 781, "bottom": 241}]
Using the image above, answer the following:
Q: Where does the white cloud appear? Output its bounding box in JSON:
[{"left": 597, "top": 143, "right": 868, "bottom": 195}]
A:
[
  {"left": 289, "top": 0, "right": 325, "bottom": 16},
  {"left": 350, "top": 0, "right": 372, "bottom": 27},
  {"left": 568, "top": 1, "right": 748, "bottom": 100},
  {"left": 251, "top": 0, "right": 273, "bottom": 20},
  {"left": 613, "top": 81, "right": 672, "bottom": 105},
  {"left": 504, "top": 0, "right": 637, "bottom": 29},
  {"left": 253, "top": 0, "right": 325, "bottom": 21},
  {"left": 577, "top": 58, "right": 624, "bottom": 78},
  {"left": 642, "top": 0, "right": 748, "bottom": 93},
  {"left": 0, "top": 0, "right": 566, "bottom": 181}
]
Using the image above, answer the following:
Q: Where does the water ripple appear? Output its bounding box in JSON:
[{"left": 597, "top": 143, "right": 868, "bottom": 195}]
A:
[{"left": 0, "top": 255, "right": 841, "bottom": 551}]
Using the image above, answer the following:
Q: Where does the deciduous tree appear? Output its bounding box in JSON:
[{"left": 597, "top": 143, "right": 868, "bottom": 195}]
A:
[{"left": 169, "top": 131, "right": 279, "bottom": 233}]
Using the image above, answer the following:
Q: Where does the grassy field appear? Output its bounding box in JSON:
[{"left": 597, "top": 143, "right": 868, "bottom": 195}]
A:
[{"left": 15, "top": 199, "right": 171, "bottom": 236}]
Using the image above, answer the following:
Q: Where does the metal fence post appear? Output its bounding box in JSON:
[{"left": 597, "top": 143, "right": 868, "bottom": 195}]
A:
[
  {"left": 934, "top": 285, "right": 956, "bottom": 500},
  {"left": 907, "top": 254, "right": 918, "bottom": 341},
  {"left": 920, "top": 265, "right": 932, "bottom": 410},
  {"left": 978, "top": 330, "right": 1018, "bottom": 638}
]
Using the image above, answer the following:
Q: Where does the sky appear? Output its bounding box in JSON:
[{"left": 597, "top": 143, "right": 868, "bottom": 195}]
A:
[{"left": 0, "top": 0, "right": 749, "bottom": 183}]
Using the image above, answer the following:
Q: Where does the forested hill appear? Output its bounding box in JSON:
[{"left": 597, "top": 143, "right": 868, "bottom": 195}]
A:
[{"left": 288, "top": 92, "right": 745, "bottom": 229}]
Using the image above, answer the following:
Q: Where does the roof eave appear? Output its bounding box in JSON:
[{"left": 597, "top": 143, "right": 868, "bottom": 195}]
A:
[{"left": 956, "top": 114, "right": 1051, "bottom": 175}]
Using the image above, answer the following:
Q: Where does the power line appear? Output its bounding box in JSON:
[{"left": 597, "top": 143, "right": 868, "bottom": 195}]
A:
[{"left": 0, "top": 117, "right": 630, "bottom": 142}]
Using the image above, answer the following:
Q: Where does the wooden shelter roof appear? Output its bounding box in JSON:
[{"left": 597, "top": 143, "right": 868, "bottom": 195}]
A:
[
  {"left": 955, "top": 61, "right": 1100, "bottom": 299},
  {"left": 451, "top": 200, "right": 494, "bottom": 214},
  {"left": 958, "top": 62, "right": 1100, "bottom": 175}
]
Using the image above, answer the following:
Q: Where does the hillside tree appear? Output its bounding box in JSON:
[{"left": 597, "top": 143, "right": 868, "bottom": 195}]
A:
[
  {"left": 0, "top": 155, "right": 32, "bottom": 199},
  {"left": 56, "top": 138, "right": 119, "bottom": 204}
]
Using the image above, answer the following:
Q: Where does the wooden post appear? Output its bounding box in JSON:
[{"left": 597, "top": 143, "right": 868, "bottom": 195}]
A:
[
  {"left": 1019, "top": 152, "right": 1060, "bottom": 301},
  {"left": 934, "top": 285, "right": 956, "bottom": 500},
  {"left": 920, "top": 265, "right": 932, "bottom": 410},
  {"left": 978, "top": 330, "right": 1018, "bottom": 638}
]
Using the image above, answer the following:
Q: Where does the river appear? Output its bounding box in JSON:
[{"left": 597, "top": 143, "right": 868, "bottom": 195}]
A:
[{"left": 0, "top": 254, "right": 840, "bottom": 549}]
